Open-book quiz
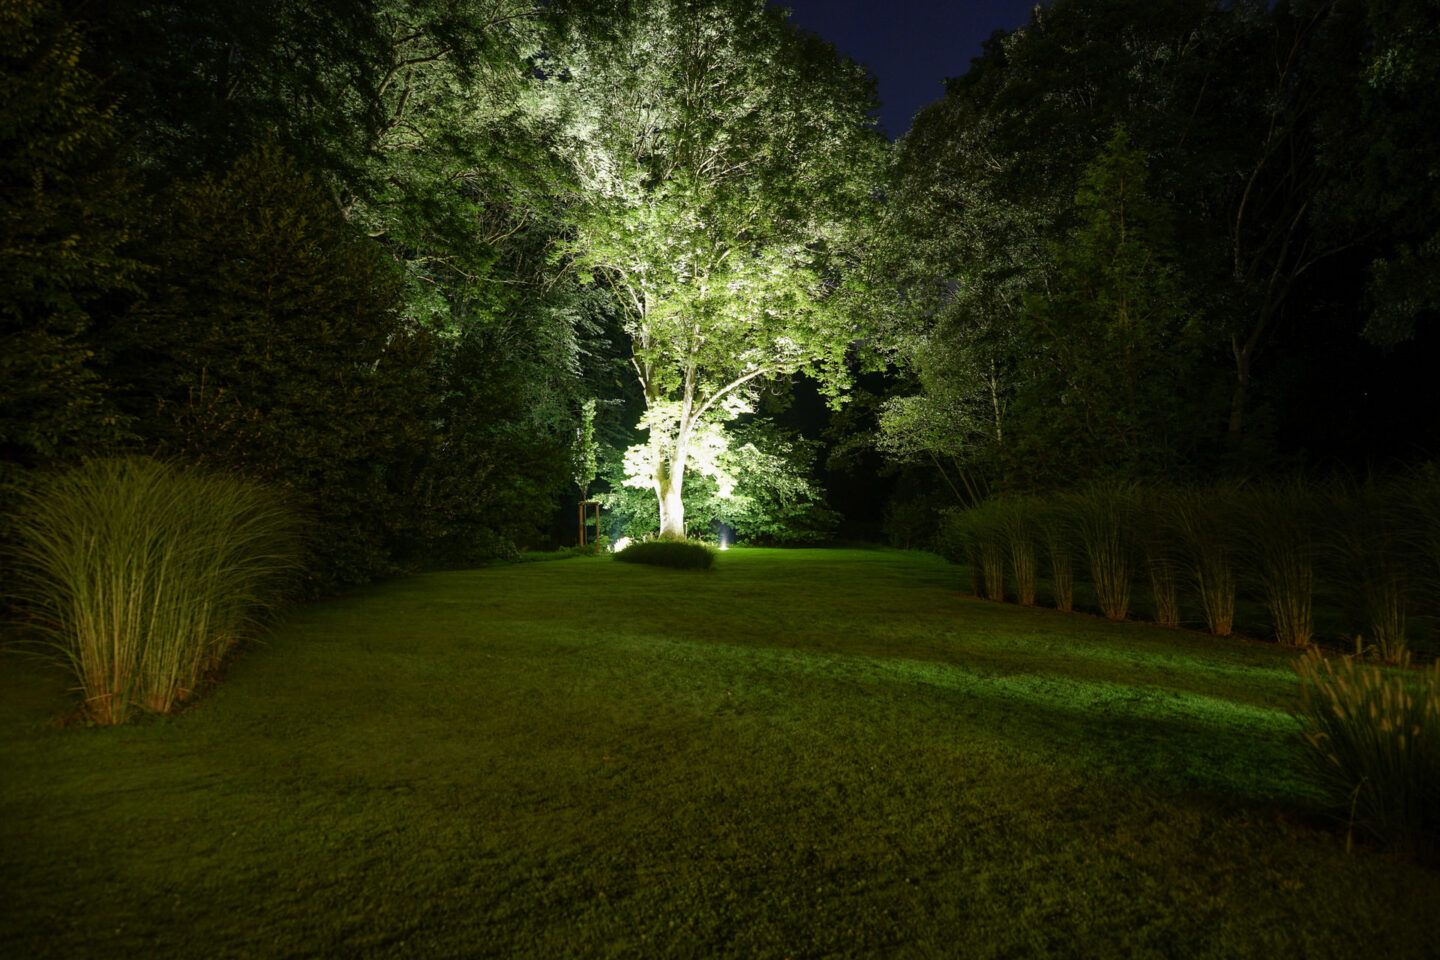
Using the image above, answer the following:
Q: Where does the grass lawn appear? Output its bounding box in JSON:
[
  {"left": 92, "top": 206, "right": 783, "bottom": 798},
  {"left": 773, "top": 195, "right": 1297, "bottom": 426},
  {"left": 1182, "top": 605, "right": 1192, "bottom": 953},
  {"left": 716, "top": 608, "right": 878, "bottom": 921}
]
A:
[{"left": 2, "top": 547, "right": 1438, "bottom": 957}]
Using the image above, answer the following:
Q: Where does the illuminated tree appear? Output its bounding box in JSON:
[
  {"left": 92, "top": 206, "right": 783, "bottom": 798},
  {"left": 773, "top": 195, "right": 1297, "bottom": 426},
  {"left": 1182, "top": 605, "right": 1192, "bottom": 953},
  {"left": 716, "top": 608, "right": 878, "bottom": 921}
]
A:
[
  {"left": 548, "top": 0, "right": 881, "bottom": 538},
  {"left": 599, "top": 419, "right": 838, "bottom": 545}
]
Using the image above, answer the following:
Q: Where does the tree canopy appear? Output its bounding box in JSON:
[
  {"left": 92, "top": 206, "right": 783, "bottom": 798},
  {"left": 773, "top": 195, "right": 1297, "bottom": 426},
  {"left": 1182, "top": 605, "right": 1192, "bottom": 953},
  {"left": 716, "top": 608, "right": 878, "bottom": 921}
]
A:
[
  {"left": 873, "top": 0, "right": 1440, "bottom": 512},
  {"left": 546, "top": 0, "right": 883, "bottom": 537}
]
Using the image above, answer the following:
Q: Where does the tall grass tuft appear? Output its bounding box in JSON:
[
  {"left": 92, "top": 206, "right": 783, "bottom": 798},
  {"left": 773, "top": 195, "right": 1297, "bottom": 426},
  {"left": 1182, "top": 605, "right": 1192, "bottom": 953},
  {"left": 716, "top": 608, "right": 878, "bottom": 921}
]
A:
[
  {"left": 1172, "top": 487, "right": 1237, "bottom": 637},
  {"left": 1238, "top": 481, "right": 1316, "bottom": 647},
  {"left": 9, "top": 458, "right": 299, "bottom": 724},
  {"left": 1039, "top": 503, "right": 1076, "bottom": 613},
  {"left": 996, "top": 497, "right": 1039, "bottom": 606},
  {"left": 976, "top": 504, "right": 1008, "bottom": 603},
  {"left": 1325, "top": 478, "right": 1410, "bottom": 663},
  {"left": 1071, "top": 482, "right": 1135, "bottom": 620},
  {"left": 1138, "top": 488, "right": 1181, "bottom": 628},
  {"left": 1294, "top": 650, "right": 1440, "bottom": 861}
]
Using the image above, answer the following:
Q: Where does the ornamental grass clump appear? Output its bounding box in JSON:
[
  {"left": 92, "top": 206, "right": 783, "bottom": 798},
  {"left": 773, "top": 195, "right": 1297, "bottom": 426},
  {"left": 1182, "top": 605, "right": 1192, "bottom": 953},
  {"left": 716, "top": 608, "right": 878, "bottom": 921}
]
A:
[
  {"left": 613, "top": 539, "right": 715, "bottom": 570},
  {"left": 1137, "top": 487, "right": 1181, "bottom": 628},
  {"left": 1172, "top": 486, "right": 1237, "bottom": 637},
  {"left": 9, "top": 457, "right": 299, "bottom": 724},
  {"left": 1324, "top": 478, "right": 1410, "bottom": 663},
  {"left": 969, "top": 501, "right": 1009, "bottom": 603},
  {"left": 1072, "top": 482, "right": 1135, "bottom": 620},
  {"left": 1039, "top": 503, "right": 1075, "bottom": 613},
  {"left": 1238, "top": 481, "right": 1316, "bottom": 647},
  {"left": 995, "top": 497, "right": 1039, "bottom": 606},
  {"left": 1294, "top": 650, "right": 1440, "bottom": 862}
]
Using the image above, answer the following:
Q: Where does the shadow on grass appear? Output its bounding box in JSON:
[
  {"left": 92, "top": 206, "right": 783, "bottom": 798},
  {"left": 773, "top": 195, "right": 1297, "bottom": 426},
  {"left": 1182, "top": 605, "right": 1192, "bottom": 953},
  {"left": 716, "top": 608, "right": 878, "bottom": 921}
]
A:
[{"left": 560, "top": 629, "right": 1311, "bottom": 809}]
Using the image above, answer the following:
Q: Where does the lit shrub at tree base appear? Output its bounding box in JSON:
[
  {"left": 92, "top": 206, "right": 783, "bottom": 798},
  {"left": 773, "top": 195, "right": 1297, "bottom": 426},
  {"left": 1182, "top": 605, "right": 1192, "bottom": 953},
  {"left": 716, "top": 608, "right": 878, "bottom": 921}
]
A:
[{"left": 613, "top": 540, "right": 715, "bottom": 570}]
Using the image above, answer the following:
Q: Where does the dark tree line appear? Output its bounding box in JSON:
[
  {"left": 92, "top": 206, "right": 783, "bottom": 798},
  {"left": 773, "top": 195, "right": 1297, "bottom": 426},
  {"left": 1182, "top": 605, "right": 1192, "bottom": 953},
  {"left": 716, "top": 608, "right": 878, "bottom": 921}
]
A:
[
  {"left": 869, "top": 0, "right": 1440, "bottom": 528},
  {"left": 1, "top": 0, "right": 607, "bottom": 588},
  {"left": 2, "top": 0, "right": 873, "bottom": 577},
  {"left": 5, "top": 0, "right": 1437, "bottom": 568}
]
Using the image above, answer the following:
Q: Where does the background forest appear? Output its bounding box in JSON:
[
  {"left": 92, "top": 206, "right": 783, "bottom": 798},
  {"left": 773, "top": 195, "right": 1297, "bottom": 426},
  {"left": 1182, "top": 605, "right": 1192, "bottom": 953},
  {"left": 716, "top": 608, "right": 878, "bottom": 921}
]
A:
[
  {"left": 866, "top": 0, "right": 1440, "bottom": 543},
  {"left": 3, "top": 0, "right": 1438, "bottom": 589}
]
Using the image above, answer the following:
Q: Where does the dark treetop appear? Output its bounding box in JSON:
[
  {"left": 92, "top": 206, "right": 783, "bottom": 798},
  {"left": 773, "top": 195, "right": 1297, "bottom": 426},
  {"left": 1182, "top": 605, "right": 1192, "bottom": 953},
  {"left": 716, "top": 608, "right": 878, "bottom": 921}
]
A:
[{"left": 772, "top": 0, "right": 1042, "bottom": 137}]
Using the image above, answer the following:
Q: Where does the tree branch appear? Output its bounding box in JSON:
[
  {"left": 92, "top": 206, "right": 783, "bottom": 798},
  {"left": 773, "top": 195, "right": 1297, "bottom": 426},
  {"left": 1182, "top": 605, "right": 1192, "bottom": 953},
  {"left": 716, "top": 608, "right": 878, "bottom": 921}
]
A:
[{"left": 692, "top": 365, "right": 775, "bottom": 422}]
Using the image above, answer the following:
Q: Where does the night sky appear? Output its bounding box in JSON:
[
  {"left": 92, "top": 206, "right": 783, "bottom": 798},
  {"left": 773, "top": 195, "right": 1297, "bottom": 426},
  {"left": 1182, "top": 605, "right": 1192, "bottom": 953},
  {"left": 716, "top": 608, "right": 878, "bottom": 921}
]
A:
[{"left": 771, "top": 0, "right": 1044, "bottom": 137}]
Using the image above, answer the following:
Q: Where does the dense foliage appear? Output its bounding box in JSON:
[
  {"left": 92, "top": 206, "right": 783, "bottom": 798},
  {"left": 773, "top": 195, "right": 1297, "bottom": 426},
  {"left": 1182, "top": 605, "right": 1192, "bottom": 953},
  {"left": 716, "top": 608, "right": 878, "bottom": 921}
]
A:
[
  {"left": 873, "top": 0, "right": 1440, "bottom": 509},
  {"left": 3, "top": 0, "right": 1436, "bottom": 585},
  {"left": 0, "top": 0, "right": 137, "bottom": 491},
  {"left": 112, "top": 147, "right": 434, "bottom": 583},
  {"left": 1, "top": 0, "right": 587, "bottom": 588}
]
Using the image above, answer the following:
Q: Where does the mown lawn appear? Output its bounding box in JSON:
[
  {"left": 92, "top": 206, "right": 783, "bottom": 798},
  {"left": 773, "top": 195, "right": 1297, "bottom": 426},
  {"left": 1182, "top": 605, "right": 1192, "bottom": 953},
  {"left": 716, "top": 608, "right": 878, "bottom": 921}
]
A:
[{"left": 2, "top": 548, "right": 1437, "bottom": 958}]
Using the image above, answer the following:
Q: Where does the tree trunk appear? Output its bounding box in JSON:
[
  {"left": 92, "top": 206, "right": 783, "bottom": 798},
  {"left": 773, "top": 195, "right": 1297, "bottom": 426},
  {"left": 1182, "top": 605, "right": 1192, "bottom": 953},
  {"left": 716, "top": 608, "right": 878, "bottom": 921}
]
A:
[
  {"left": 655, "top": 420, "right": 690, "bottom": 539},
  {"left": 656, "top": 461, "right": 686, "bottom": 539},
  {"left": 1228, "top": 334, "right": 1255, "bottom": 439}
]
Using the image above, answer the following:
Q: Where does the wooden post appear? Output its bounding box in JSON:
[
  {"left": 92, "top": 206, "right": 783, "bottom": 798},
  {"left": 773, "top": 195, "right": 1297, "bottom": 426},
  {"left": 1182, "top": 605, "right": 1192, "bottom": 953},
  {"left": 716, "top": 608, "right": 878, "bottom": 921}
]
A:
[{"left": 578, "top": 500, "right": 602, "bottom": 547}]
